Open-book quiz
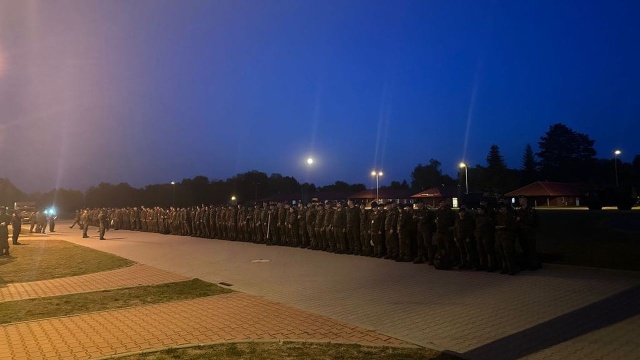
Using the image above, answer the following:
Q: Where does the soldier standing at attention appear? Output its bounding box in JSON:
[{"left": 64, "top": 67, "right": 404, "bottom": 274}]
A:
[
  {"left": 81, "top": 210, "right": 90, "bottom": 238},
  {"left": 370, "top": 202, "right": 385, "bottom": 257},
  {"left": 475, "top": 205, "right": 496, "bottom": 271},
  {"left": 516, "top": 197, "right": 540, "bottom": 270},
  {"left": 333, "top": 201, "right": 347, "bottom": 253},
  {"left": 384, "top": 202, "right": 399, "bottom": 260},
  {"left": 414, "top": 202, "right": 435, "bottom": 264},
  {"left": 305, "top": 202, "right": 316, "bottom": 248},
  {"left": 297, "top": 203, "right": 308, "bottom": 248},
  {"left": 313, "top": 203, "right": 324, "bottom": 250},
  {"left": 0, "top": 207, "right": 11, "bottom": 256},
  {"left": 359, "top": 203, "right": 371, "bottom": 256},
  {"left": 435, "top": 200, "right": 457, "bottom": 265},
  {"left": 98, "top": 210, "right": 109, "bottom": 240},
  {"left": 495, "top": 203, "right": 518, "bottom": 275},
  {"left": 397, "top": 204, "right": 414, "bottom": 262},
  {"left": 346, "top": 200, "right": 360, "bottom": 255},
  {"left": 454, "top": 207, "right": 476, "bottom": 269},
  {"left": 11, "top": 210, "right": 23, "bottom": 245},
  {"left": 322, "top": 201, "right": 334, "bottom": 252}
]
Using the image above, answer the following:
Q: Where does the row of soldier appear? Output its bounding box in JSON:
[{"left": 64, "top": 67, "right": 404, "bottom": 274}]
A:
[{"left": 75, "top": 197, "right": 539, "bottom": 275}]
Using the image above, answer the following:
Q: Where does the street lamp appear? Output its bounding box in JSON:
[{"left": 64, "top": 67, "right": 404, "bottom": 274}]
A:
[
  {"left": 170, "top": 181, "right": 176, "bottom": 207},
  {"left": 371, "top": 170, "right": 383, "bottom": 202},
  {"left": 614, "top": 150, "right": 621, "bottom": 188},
  {"left": 459, "top": 163, "right": 468, "bottom": 194}
]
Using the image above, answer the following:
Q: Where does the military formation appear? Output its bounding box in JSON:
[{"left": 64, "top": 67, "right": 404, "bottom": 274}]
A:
[{"left": 75, "top": 196, "right": 540, "bottom": 275}]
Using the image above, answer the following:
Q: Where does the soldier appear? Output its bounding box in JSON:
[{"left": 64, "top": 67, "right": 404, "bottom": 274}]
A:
[
  {"left": 313, "top": 203, "right": 325, "bottom": 250},
  {"left": 454, "top": 207, "right": 476, "bottom": 269},
  {"left": 305, "top": 202, "right": 316, "bottom": 249},
  {"left": 435, "top": 200, "right": 457, "bottom": 265},
  {"left": 98, "top": 210, "right": 109, "bottom": 240},
  {"left": 69, "top": 210, "right": 81, "bottom": 229},
  {"left": 277, "top": 202, "right": 287, "bottom": 245},
  {"left": 81, "top": 209, "right": 90, "bottom": 238},
  {"left": 333, "top": 201, "right": 347, "bottom": 253},
  {"left": 265, "top": 203, "right": 277, "bottom": 245},
  {"left": 369, "top": 202, "right": 385, "bottom": 257},
  {"left": 359, "top": 203, "right": 372, "bottom": 256},
  {"left": 0, "top": 207, "right": 11, "bottom": 255},
  {"left": 415, "top": 202, "right": 436, "bottom": 264},
  {"left": 285, "top": 204, "right": 296, "bottom": 246},
  {"left": 11, "top": 210, "right": 23, "bottom": 245},
  {"left": 397, "top": 204, "right": 414, "bottom": 262},
  {"left": 495, "top": 203, "right": 518, "bottom": 275},
  {"left": 346, "top": 200, "right": 361, "bottom": 255},
  {"left": 323, "top": 201, "right": 334, "bottom": 252},
  {"left": 384, "top": 202, "right": 399, "bottom": 260},
  {"left": 475, "top": 205, "right": 497, "bottom": 271},
  {"left": 516, "top": 197, "right": 540, "bottom": 270},
  {"left": 297, "top": 203, "right": 308, "bottom": 247}
]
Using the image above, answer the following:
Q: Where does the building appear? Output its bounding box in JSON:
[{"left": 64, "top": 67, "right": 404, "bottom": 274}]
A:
[{"left": 504, "top": 181, "right": 583, "bottom": 207}]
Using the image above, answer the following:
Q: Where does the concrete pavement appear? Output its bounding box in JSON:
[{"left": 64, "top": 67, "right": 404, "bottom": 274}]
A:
[{"left": 7, "top": 222, "right": 640, "bottom": 359}]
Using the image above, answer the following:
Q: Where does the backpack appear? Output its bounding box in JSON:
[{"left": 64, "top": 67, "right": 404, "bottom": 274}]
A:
[{"left": 434, "top": 249, "right": 451, "bottom": 270}]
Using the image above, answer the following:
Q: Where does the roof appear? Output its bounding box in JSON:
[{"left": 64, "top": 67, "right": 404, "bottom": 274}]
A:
[
  {"left": 410, "top": 186, "right": 459, "bottom": 199},
  {"left": 504, "top": 182, "right": 584, "bottom": 197},
  {"left": 349, "top": 188, "right": 416, "bottom": 200}
]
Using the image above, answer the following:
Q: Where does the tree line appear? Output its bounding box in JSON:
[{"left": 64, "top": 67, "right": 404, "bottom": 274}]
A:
[{"left": 1, "top": 123, "right": 638, "bottom": 215}]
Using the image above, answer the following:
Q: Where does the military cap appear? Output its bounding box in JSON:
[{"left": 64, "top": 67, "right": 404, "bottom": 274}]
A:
[{"left": 371, "top": 201, "right": 378, "bottom": 208}]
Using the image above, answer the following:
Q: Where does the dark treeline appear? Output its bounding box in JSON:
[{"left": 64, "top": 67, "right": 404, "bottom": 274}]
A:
[{"left": 1, "top": 123, "right": 639, "bottom": 215}]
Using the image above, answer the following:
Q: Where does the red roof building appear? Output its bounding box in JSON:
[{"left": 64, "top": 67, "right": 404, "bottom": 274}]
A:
[{"left": 504, "top": 182, "right": 584, "bottom": 207}]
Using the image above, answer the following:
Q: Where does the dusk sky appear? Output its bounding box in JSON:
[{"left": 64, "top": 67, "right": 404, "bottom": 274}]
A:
[{"left": 1, "top": 0, "right": 639, "bottom": 193}]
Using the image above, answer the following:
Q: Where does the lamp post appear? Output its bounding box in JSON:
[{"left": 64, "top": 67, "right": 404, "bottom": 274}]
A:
[
  {"left": 170, "top": 181, "right": 176, "bottom": 207},
  {"left": 614, "top": 150, "right": 621, "bottom": 188},
  {"left": 459, "top": 162, "right": 468, "bottom": 194},
  {"left": 371, "top": 170, "right": 383, "bottom": 202}
]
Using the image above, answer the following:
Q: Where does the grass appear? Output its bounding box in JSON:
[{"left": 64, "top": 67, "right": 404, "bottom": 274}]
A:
[
  {"left": 0, "top": 238, "right": 134, "bottom": 284},
  {"left": 0, "top": 278, "right": 232, "bottom": 324},
  {"left": 114, "top": 342, "right": 458, "bottom": 360}
]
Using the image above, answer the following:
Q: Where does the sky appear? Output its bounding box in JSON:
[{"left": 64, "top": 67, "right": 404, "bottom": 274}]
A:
[{"left": 1, "top": 0, "right": 639, "bottom": 193}]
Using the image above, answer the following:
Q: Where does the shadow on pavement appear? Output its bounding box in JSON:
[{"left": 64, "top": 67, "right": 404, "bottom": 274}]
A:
[{"left": 463, "top": 284, "right": 640, "bottom": 360}]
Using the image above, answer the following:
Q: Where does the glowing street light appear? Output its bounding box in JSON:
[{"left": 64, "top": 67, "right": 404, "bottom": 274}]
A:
[
  {"left": 614, "top": 150, "right": 621, "bottom": 188},
  {"left": 170, "top": 181, "right": 176, "bottom": 207},
  {"left": 371, "top": 170, "right": 383, "bottom": 202},
  {"left": 459, "top": 162, "right": 468, "bottom": 194}
]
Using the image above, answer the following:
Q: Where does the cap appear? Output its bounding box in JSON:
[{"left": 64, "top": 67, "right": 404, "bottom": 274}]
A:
[{"left": 371, "top": 201, "right": 378, "bottom": 208}]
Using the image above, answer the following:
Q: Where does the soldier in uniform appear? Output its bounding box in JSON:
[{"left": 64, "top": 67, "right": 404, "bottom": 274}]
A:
[
  {"left": 435, "top": 199, "right": 457, "bottom": 265},
  {"left": 454, "top": 207, "right": 476, "bottom": 269},
  {"left": 346, "top": 200, "right": 361, "bottom": 255},
  {"left": 333, "top": 201, "right": 347, "bottom": 253},
  {"left": 323, "top": 201, "right": 334, "bottom": 252},
  {"left": 475, "top": 205, "right": 496, "bottom": 271},
  {"left": 297, "top": 203, "right": 308, "bottom": 248},
  {"left": 305, "top": 202, "right": 316, "bottom": 249},
  {"left": 516, "top": 197, "right": 540, "bottom": 270},
  {"left": 98, "top": 210, "right": 109, "bottom": 240},
  {"left": 414, "top": 202, "right": 436, "bottom": 264},
  {"left": 0, "top": 207, "right": 11, "bottom": 256},
  {"left": 369, "top": 202, "right": 385, "bottom": 257},
  {"left": 81, "top": 209, "right": 90, "bottom": 238},
  {"left": 11, "top": 210, "right": 23, "bottom": 245},
  {"left": 313, "top": 203, "right": 325, "bottom": 250},
  {"left": 286, "top": 204, "right": 298, "bottom": 246},
  {"left": 384, "top": 202, "right": 399, "bottom": 260},
  {"left": 495, "top": 203, "right": 517, "bottom": 275},
  {"left": 359, "top": 203, "right": 372, "bottom": 256},
  {"left": 70, "top": 210, "right": 81, "bottom": 229},
  {"left": 397, "top": 203, "right": 414, "bottom": 262}
]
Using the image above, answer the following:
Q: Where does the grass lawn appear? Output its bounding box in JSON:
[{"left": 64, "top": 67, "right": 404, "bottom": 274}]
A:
[
  {"left": 0, "top": 239, "right": 134, "bottom": 284},
  {"left": 114, "top": 342, "right": 459, "bottom": 360},
  {"left": 0, "top": 278, "right": 231, "bottom": 324}
]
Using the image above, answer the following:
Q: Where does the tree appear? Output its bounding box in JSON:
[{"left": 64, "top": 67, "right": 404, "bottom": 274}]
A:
[
  {"left": 411, "top": 159, "right": 455, "bottom": 190},
  {"left": 537, "top": 123, "right": 596, "bottom": 182},
  {"left": 486, "top": 144, "right": 506, "bottom": 171},
  {"left": 521, "top": 143, "right": 538, "bottom": 185}
]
